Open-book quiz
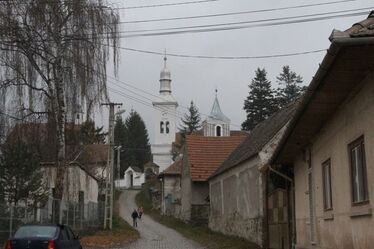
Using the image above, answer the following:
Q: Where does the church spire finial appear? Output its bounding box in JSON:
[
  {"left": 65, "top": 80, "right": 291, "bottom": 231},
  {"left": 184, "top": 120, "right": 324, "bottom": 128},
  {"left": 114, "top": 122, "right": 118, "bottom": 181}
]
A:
[{"left": 163, "top": 49, "right": 167, "bottom": 68}]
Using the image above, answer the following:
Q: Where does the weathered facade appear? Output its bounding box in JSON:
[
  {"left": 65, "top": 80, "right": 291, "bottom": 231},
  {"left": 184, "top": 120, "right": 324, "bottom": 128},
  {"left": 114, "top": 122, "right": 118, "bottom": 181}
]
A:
[
  {"left": 271, "top": 12, "right": 374, "bottom": 249},
  {"left": 43, "top": 163, "right": 99, "bottom": 204},
  {"left": 208, "top": 104, "right": 296, "bottom": 248},
  {"left": 159, "top": 157, "right": 182, "bottom": 217},
  {"left": 180, "top": 134, "right": 247, "bottom": 224},
  {"left": 180, "top": 95, "right": 247, "bottom": 224}
]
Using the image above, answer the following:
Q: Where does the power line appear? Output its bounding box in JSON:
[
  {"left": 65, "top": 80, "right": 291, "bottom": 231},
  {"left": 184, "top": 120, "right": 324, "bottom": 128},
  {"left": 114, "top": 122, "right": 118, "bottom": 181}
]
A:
[
  {"left": 61, "top": 8, "right": 370, "bottom": 38},
  {"left": 115, "top": 46, "right": 326, "bottom": 60},
  {"left": 106, "top": 76, "right": 244, "bottom": 128},
  {"left": 114, "top": 0, "right": 219, "bottom": 10},
  {"left": 122, "top": 0, "right": 355, "bottom": 24},
  {"left": 122, "top": 7, "right": 372, "bottom": 34},
  {"left": 107, "top": 79, "right": 187, "bottom": 118},
  {"left": 121, "top": 9, "right": 370, "bottom": 37}
]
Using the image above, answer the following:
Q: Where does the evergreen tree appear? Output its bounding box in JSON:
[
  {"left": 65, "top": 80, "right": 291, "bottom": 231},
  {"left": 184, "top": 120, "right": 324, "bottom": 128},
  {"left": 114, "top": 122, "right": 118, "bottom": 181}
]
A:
[
  {"left": 242, "top": 68, "right": 278, "bottom": 131},
  {"left": 114, "top": 116, "right": 127, "bottom": 177},
  {"left": 276, "top": 66, "right": 306, "bottom": 108},
  {"left": 79, "top": 120, "right": 107, "bottom": 144},
  {"left": 114, "top": 110, "right": 151, "bottom": 173},
  {"left": 179, "top": 101, "right": 202, "bottom": 136},
  {"left": 0, "top": 140, "right": 48, "bottom": 205}
]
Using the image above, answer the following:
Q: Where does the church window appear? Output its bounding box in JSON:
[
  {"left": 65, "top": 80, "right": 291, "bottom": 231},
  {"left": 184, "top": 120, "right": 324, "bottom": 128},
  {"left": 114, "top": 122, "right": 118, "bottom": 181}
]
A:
[
  {"left": 160, "top": 121, "right": 164, "bottom": 133},
  {"left": 216, "top": 125, "right": 222, "bottom": 137},
  {"left": 166, "top": 121, "right": 170, "bottom": 134}
]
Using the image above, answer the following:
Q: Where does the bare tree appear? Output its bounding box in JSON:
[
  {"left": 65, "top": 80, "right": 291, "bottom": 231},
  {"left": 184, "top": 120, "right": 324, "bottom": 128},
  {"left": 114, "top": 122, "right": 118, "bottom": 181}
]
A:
[{"left": 0, "top": 1, "right": 120, "bottom": 202}]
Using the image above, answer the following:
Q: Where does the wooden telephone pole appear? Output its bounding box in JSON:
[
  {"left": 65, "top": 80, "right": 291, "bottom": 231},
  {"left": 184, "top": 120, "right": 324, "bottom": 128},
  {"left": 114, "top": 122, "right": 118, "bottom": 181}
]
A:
[{"left": 102, "top": 102, "right": 122, "bottom": 229}]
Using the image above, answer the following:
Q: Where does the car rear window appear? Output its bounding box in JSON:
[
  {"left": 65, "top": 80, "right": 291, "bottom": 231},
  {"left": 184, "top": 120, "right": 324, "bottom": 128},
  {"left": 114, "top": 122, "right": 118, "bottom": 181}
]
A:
[{"left": 14, "top": 226, "right": 57, "bottom": 239}]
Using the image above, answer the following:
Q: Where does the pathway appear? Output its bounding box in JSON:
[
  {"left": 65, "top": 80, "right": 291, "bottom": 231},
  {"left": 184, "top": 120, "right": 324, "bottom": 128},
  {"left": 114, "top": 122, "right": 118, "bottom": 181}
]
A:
[{"left": 119, "top": 190, "right": 205, "bottom": 249}]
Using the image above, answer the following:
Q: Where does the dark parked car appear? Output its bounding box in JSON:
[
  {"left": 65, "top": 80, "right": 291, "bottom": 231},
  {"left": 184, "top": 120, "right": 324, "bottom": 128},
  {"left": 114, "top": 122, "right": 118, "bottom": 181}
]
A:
[{"left": 4, "top": 224, "right": 83, "bottom": 249}]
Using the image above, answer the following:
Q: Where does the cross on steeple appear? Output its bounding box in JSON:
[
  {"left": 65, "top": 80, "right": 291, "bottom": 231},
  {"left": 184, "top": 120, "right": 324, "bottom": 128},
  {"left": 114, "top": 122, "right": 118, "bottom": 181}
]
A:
[{"left": 164, "top": 49, "right": 167, "bottom": 68}]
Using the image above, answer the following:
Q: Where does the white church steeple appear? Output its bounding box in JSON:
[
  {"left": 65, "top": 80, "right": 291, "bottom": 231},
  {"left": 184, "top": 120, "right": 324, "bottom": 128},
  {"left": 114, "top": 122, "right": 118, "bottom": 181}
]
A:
[
  {"left": 151, "top": 53, "right": 178, "bottom": 172},
  {"left": 160, "top": 52, "right": 172, "bottom": 94},
  {"left": 203, "top": 89, "right": 231, "bottom": 137}
]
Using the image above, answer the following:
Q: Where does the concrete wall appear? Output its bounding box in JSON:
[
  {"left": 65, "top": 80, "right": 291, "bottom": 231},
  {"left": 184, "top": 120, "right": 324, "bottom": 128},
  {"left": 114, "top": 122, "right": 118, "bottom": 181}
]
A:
[
  {"left": 293, "top": 73, "right": 374, "bottom": 249},
  {"left": 209, "top": 156, "right": 264, "bottom": 246},
  {"left": 161, "top": 175, "right": 182, "bottom": 217},
  {"left": 43, "top": 165, "right": 99, "bottom": 204}
]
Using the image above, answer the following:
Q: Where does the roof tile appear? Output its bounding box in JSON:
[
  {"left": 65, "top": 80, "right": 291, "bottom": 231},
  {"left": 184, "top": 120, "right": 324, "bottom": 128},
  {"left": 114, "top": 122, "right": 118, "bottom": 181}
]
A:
[{"left": 186, "top": 134, "right": 247, "bottom": 181}]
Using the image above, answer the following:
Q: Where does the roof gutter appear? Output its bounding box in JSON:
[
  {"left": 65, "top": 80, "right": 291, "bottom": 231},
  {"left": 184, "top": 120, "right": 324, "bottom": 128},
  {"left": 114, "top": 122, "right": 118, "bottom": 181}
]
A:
[{"left": 269, "top": 34, "right": 374, "bottom": 167}]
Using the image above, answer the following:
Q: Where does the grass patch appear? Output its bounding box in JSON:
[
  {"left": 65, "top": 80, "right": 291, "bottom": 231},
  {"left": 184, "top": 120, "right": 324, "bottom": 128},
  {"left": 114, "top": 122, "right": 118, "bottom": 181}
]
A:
[
  {"left": 81, "top": 191, "right": 139, "bottom": 248},
  {"left": 135, "top": 188, "right": 259, "bottom": 249}
]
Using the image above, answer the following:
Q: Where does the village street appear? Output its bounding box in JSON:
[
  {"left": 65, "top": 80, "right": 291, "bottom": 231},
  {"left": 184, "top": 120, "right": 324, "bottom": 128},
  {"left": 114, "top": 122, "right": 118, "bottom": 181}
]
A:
[{"left": 118, "top": 190, "right": 206, "bottom": 249}]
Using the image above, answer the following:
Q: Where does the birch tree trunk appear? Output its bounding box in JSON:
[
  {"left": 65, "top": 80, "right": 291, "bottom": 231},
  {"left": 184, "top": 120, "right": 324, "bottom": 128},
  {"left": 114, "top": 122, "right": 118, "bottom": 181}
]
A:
[{"left": 0, "top": 1, "right": 120, "bottom": 217}]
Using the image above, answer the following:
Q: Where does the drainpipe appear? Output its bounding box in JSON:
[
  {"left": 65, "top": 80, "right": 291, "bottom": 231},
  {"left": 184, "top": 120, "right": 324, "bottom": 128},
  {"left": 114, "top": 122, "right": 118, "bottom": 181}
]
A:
[{"left": 268, "top": 165, "right": 296, "bottom": 249}]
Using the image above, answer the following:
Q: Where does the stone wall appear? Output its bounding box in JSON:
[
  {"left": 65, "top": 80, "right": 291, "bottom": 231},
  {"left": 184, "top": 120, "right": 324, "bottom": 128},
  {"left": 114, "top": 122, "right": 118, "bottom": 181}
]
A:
[
  {"left": 209, "top": 156, "right": 264, "bottom": 246},
  {"left": 162, "top": 175, "right": 182, "bottom": 217}
]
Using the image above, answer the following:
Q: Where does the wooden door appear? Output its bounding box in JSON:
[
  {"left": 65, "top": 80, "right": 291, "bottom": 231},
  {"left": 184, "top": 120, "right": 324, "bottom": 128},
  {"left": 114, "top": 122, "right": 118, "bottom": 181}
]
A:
[{"left": 268, "top": 189, "right": 290, "bottom": 249}]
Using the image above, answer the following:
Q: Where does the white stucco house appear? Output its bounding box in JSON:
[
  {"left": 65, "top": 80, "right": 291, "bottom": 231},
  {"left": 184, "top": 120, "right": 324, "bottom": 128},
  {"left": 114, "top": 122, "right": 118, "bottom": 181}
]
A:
[{"left": 115, "top": 166, "right": 145, "bottom": 189}]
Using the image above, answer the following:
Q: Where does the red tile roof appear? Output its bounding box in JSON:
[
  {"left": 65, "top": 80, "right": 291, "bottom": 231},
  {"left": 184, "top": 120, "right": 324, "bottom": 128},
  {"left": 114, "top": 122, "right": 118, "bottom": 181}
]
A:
[{"left": 185, "top": 134, "right": 247, "bottom": 182}]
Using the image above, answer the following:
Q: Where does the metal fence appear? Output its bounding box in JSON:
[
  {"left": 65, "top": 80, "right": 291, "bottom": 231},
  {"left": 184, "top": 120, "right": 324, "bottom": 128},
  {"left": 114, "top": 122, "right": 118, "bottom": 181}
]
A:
[{"left": 0, "top": 198, "right": 104, "bottom": 242}]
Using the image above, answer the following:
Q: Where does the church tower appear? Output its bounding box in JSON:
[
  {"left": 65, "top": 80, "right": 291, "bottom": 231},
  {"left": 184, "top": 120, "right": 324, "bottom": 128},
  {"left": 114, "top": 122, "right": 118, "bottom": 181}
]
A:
[
  {"left": 203, "top": 90, "right": 231, "bottom": 137},
  {"left": 151, "top": 55, "right": 178, "bottom": 172}
]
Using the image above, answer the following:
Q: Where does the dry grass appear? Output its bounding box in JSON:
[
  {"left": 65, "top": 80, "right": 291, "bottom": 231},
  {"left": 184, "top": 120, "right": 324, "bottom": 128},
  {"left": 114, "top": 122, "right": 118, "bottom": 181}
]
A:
[{"left": 81, "top": 192, "right": 139, "bottom": 248}]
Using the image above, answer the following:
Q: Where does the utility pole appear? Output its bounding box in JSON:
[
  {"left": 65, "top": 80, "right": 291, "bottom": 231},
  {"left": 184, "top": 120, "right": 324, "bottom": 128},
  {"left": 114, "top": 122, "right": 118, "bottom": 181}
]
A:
[{"left": 102, "top": 102, "right": 122, "bottom": 230}]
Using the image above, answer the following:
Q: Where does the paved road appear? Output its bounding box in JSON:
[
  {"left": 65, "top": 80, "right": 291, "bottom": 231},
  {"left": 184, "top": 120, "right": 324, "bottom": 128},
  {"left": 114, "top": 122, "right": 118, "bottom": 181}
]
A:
[{"left": 119, "top": 190, "right": 205, "bottom": 249}]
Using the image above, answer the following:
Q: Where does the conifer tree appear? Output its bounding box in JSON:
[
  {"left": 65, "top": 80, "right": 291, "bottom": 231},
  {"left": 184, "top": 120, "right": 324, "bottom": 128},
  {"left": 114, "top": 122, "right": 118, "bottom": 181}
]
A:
[
  {"left": 114, "top": 110, "right": 151, "bottom": 173},
  {"left": 276, "top": 66, "right": 306, "bottom": 108},
  {"left": 180, "top": 101, "right": 202, "bottom": 136},
  {"left": 114, "top": 116, "right": 126, "bottom": 177},
  {"left": 242, "top": 68, "right": 278, "bottom": 131}
]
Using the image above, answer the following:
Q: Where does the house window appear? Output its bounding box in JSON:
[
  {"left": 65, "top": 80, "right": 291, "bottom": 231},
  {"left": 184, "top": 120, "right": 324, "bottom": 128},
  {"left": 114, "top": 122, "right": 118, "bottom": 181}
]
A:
[
  {"left": 349, "top": 136, "right": 369, "bottom": 204},
  {"left": 216, "top": 125, "right": 222, "bottom": 137},
  {"left": 322, "top": 159, "right": 333, "bottom": 210},
  {"left": 166, "top": 121, "right": 170, "bottom": 134},
  {"left": 160, "top": 121, "right": 164, "bottom": 134}
]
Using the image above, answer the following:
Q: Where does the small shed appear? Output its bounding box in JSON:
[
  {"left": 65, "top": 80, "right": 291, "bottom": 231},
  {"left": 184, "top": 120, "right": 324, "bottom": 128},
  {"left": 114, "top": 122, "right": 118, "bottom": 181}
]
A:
[{"left": 116, "top": 166, "right": 145, "bottom": 189}]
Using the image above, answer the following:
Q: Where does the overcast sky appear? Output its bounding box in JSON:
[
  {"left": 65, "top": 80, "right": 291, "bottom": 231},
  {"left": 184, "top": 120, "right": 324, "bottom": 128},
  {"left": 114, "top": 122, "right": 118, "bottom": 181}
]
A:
[{"left": 97, "top": 0, "right": 373, "bottom": 143}]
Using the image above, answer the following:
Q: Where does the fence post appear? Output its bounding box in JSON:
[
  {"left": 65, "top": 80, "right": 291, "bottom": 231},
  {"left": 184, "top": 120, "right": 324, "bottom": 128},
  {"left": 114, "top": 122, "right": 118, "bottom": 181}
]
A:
[
  {"left": 80, "top": 203, "right": 83, "bottom": 230},
  {"left": 74, "top": 203, "right": 77, "bottom": 229},
  {"left": 66, "top": 201, "right": 69, "bottom": 226},
  {"left": 9, "top": 206, "right": 13, "bottom": 238},
  {"left": 59, "top": 200, "right": 63, "bottom": 224}
]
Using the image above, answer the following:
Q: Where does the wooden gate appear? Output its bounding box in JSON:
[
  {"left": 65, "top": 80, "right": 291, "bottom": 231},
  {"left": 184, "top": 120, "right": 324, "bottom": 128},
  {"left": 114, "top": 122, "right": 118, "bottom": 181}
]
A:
[{"left": 268, "top": 189, "right": 290, "bottom": 249}]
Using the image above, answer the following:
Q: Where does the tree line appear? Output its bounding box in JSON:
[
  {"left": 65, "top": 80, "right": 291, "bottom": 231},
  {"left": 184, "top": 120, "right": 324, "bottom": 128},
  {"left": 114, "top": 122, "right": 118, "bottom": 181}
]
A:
[
  {"left": 178, "top": 65, "right": 306, "bottom": 134},
  {"left": 242, "top": 65, "right": 305, "bottom": 131}
]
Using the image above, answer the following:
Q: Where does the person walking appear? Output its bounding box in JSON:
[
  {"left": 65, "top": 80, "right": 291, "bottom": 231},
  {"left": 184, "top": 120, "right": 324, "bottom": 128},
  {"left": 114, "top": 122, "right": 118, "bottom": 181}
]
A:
[
  {"left": 131, "top": 209, "right": 138, "bottom": 227},
  {"left": 138, "top": 206, "right": 144, "bottom": 219}
]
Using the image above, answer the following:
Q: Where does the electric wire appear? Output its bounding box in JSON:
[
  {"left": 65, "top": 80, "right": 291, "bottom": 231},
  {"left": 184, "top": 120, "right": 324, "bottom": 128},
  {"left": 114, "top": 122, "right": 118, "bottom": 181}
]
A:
[
  {"left": 122, "top": 0, "right": 355, "bottom": 24},
  {"left": 112, "top": 46, "right": 327, "bottom": 60},
  {"left": 122, "top": 7, "right": 373, "bottom": 35},
  {"left": 118, "top": 0, "right": 219, "bottom": 10}
]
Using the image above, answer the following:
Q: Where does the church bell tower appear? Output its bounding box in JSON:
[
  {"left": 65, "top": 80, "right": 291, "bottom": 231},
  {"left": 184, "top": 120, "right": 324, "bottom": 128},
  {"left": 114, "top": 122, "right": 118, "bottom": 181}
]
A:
[{"left": 151, "top": 54, "right": 178, "bottom": 172}]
